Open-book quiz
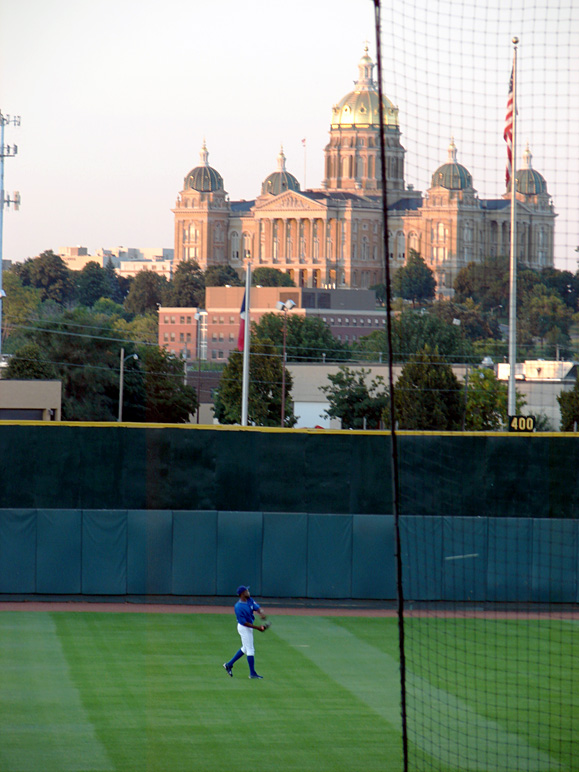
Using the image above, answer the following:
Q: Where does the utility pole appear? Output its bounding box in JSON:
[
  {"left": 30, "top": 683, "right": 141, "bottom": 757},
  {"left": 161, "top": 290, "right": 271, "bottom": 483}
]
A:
[{"left": 0, "top": 110, "right": 21, "bottom": 357}]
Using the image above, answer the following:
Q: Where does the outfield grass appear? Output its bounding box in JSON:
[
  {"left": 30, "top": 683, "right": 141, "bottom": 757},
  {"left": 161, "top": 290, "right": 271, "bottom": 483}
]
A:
[{"left": 0, "top": 612, "right": 576, "bottom": 772}]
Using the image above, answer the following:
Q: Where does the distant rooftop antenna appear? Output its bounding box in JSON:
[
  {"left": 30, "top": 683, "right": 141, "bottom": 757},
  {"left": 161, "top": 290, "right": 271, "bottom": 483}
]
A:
[{"left": 0, "top": 110, "right": 21, "bottom": 357}]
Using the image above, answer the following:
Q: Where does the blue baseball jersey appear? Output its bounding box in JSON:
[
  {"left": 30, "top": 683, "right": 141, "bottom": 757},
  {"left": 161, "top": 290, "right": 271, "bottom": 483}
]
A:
[{"left": 234, "top": 597, "right": 261, "bottom": 626}]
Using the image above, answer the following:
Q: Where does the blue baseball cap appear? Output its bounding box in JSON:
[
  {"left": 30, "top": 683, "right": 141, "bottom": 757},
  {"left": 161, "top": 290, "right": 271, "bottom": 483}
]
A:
[{"left": 236, "top": 585, "right": 249, "bottom": 595}]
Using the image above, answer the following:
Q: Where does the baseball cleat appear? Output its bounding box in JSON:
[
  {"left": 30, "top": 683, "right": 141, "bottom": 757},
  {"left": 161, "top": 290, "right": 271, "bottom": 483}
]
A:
[
  {"left": 249, "top": 673, "right": 263, "bottom": 679},
  {"left": 223, "top": 663, "right": 233, "bottom": 677}
]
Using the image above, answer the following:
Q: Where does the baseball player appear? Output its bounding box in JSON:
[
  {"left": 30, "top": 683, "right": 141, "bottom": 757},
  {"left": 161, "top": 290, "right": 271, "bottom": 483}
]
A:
[{"left": 223, "top": 585, "right": 268, "bottom": 679}]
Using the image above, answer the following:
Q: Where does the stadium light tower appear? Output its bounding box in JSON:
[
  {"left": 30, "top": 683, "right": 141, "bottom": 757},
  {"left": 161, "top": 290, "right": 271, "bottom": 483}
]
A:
[{"left": 0, "top": 110, "right": 21, "bottom": 357}]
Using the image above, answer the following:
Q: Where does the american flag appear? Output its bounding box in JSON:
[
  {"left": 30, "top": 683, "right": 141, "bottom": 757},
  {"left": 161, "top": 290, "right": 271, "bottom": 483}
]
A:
[
  {"left": 504, "top": 67, "right": 514, "bottom": 188},
  {"left": 237, "top": 291, "right": 246, "bottom": 351}
]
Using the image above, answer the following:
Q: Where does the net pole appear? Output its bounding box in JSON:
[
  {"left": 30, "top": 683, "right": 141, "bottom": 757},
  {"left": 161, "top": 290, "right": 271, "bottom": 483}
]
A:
[
  {"left": 241, "top": 261, "right": 251, "bottom": 426},
  {"left": 373, "top": 3, "right": 408, "bottom": 771},
  {"left": 508, "top": 38, "right": 518, "bottom": 415}
]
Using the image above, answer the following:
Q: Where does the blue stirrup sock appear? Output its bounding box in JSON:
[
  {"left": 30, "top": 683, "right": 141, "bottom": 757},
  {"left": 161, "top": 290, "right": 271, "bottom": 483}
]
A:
[
  {"left": 247, "top": 655, "right": 258, "bottom": 676},
  {"left": 226, "top": 649, "right": 244, "bottom": 668}
]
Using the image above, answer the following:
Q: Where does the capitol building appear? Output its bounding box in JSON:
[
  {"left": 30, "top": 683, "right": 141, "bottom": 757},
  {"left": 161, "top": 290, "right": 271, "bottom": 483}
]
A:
[{"left": 172, "top": 48, "right": 556, "bottom": 298}]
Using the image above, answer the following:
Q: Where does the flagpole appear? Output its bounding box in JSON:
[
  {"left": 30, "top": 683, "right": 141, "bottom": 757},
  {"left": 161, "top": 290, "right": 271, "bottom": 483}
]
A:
[
  {"left": 241, "top": 260, "right": 251, "bottom": 426},
  {"left": 508, "top": 37, "right": 519, "bottom": 416}
]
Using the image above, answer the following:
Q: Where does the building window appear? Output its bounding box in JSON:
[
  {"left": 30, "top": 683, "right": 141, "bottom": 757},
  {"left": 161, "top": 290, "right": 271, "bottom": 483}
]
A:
[
  {"left": 186, "top": 316, "right": 191, "bottom": 324},
  {"left": 170, "top": 332, "right": 175, "bottom": 341},
  {"left": 163, "top": 333, "right": 168, "bottom": 341},
  {"left": 171, "top": 316, "right": 175, "bottom": 324},
  {"left": 211, "top": 350, "right": 217, "bottom": 360},
  {"left": 180, "top": 333, "right": 184, "bottom": 342},
  {"left": 231, "top": 231, "right": 240, "bottom": 260},
  {"left": 164, "top": 316, "right": 169, "bottom": 324}
]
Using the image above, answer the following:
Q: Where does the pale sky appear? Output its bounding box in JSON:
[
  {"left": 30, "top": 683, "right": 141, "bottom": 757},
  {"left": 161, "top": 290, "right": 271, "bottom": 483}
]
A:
[{"left": 1, "top": 0, "right": 577, "bottom": 268}]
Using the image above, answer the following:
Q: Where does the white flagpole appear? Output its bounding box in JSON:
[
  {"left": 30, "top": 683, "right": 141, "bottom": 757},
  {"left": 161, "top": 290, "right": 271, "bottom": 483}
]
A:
[
  {"left": 241, "top": 260, "right": 251, "bottom": 426},
  {"left": 508, "top": 37, "right": 519, "bottom": 416}
]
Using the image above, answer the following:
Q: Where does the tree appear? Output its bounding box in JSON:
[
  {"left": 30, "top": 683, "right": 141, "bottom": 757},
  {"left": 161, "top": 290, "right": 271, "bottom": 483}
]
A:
[
  {"left": 557, "top": 383, "right": 579, "bottom": 431},
  {"left": 369, "top": 283, "right": 387, "bottom": 306},
  {"left": 3, "top": 342, "right": 56, "bottom": 380},
  {"left": 392, "top": 249, "right": 436, "bottom": 305},
  {"left": 540, "top": 267, "right": 579, "bottom": 311},
  {"left": 251, "top": 267, "right": 295, "bottom": 287},
  {"left": 124, "top": 270, "right": 168, "bottom": 315},
  {"left": 2, "top": 271, "right": 42, "bottom": 343},
  {"left": 391, "top": 347, "right": 463, "bottom": 430},
  {"left": 92, "top": 297, "right": 133, "bottom": 320},
  {"left": 523, "top": 284, "right": 574, "bottom": 344},
  {"left": 320, "top": 366, "right": 388, "bottom": 429},
  {"left": 213, "top": 339, "right": 296, "bottom": 427},
  {"left": 104, "top": 259, "right": 126, "bottom": 304},
  {"left": 14, "top": 250, "right": 76, "bottom": 305},
  {"left": 355, "top": 310, "right": 473, "bottom": 363},
  {"left": 453, "top": 255, "right": 541, "bottom": 313},
  {"left": 113, "top": 312, "right": 159, "bottom": 345},
  {"left": 10, "top": 304, "right": 194, "bottom": 421},
  {"left": 164, "top": 260, "right": 205, "bottom": 307},
  {"left": 15, "top": 308, "right": 128, "bottom": 421},
  {"left": 252, "top": 312, "right": 349, "bottom": 362},
  {"left": 204, "top": 265, "right": 243, "bottom": 287},
  {"left": 429, "top": 299, "right": 500, "bottom": 342},
  {"left": 138, "top": 346, "right": 197, "bottom": 423},
  {"left": 464, "top": 367, "right": 525, "bottom": 431},
  {"left": 76, "top": 261, "right": 113, "bottom": 307}
]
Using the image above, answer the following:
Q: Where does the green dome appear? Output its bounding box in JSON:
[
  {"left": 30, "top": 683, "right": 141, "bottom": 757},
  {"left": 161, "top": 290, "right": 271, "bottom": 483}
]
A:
[
  {"left": 261, "top": 171, "right": 300, "bottom": 195},
  {"left": 261, "top": 147, "right": 300, "bottom": 195},
  {"left": 511, "top": 146, "right": 547, "bottom": 195},
  {"left": 186, "top": 166, "right": 224, "bottom": 192},
  {"left": 185, "top": 141, "right": 224, "bottom": 192},
  {"left": 431, "top": 140, "right": 473, "bottom": 190},
  {"left": 515, "top": 168, "right": 546, "bottom": 195}
]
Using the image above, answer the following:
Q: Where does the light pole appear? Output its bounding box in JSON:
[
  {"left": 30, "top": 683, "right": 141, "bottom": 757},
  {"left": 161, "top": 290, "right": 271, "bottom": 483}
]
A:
[
  {"left": 0, "top": 110, "right": 20, "bottom": 357},
  {"left": 118, "top": 347, "right": 138, "bottom": 422},
  {"left": 276, "top": 299, "right": 296, "bottom": 427},
  {"left": 194, "top": 310, "right": 208, "bottom": 423}
]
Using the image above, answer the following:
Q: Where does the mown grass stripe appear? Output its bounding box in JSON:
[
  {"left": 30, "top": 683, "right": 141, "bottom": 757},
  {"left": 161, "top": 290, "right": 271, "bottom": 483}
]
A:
[
  {"left": 272, "top": 616, "right": 558, "bottom": 772},
  {"left": 0, "top": 613, "right": 112, "bottom": 772}
]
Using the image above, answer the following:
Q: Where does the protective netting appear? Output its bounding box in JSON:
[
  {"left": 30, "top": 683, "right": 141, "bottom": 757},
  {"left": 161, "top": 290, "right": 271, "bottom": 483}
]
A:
[
  {"left": 370, "top": 0, "right": 579, "bottom": 432},
  {"left": 376, "top": 3, "right": 579, "bottom": 769},
  {"left": 393, "top": 431, "right": 579, "bottom": 771}
]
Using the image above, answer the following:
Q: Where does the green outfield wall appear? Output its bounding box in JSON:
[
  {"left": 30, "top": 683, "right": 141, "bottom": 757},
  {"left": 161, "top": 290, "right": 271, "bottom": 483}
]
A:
[
  {"left": 0, "top": 509, "right": 577, "bottom": 601},
  {"left": 0, "top": 424, "right": 577, "bottom": 601},
  {"left": 0, "top": 422, "right": 578, "bottom": 517}
]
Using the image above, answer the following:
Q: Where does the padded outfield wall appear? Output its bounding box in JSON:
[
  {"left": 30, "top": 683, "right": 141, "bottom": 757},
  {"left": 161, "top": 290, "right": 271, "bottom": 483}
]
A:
[{"left": 0, "top": 423, "right": 578, "bottom": 601}]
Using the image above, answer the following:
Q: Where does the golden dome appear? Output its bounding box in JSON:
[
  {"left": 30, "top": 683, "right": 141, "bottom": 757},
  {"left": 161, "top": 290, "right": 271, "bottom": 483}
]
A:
[{"left": 331, "top": 47, "right": 399, "bottom": 129}]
